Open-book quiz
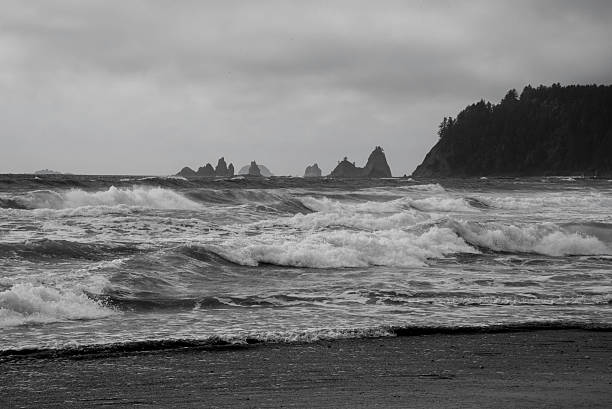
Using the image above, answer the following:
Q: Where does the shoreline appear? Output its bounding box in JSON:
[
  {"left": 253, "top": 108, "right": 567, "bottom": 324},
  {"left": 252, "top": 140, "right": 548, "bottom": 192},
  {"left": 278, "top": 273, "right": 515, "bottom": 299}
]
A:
[
  {"left": 2, "top": 322, "right": 609, "bottom": 360},
  {"left": 1, "top": 329, "right": 610, "bottom": 408}
]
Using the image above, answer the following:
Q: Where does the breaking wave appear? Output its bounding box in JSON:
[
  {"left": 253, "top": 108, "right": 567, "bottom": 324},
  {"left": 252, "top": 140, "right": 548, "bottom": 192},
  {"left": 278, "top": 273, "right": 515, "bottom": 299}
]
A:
[
  {"left": 480, "top": 192, "right": 612, "bottom": 210},
  {"left": 451, "top": 220, "right": 611, "bottom": 256},
  {"left": 298, "top": 195, "right": 478, "bottom": 214},
  {"left": 0, "top": 186, "right": 201, "bottom": 211},
  {"left": 0, "top": 283, "right": 116, "bottom": 328},
  {"left": 206, "top": 227, "right": 477, "bottom": 268},
  {"left": 256, "top": 207, "right": 430, "bottom": 231}
]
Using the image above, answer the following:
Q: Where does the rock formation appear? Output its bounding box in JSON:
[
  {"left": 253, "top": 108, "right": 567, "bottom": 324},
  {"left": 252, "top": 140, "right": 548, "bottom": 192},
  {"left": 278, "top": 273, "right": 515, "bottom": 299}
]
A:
[
  {"left": 34, "top": 169, "right": 63, "bottom": 175},
  {"left": 248, "top": 161, "right": 261, "bottom": 176},
  {"left": 329, "top": 157, "right": 360, "bottom": 178},
  {"left": 304, "top": 163, "right": 322, "bottom": 177},
  {"left": 176, "top": 157, "right": 236, "bottom": 177},
  {"left": 238, "top": 164, "right": 273, "bottom": 177},
  {"left": 329, "top": 146, "right": 392, "bottom": 178},
  {"left": 177, "top": 167, "right": 196, "bottom": 177},
  {"left": 215, "top": 157, "right": 229, "bottom": 177},
  {"left": 197, "top": 163, "right": 216, "bottom": 177},
  {"left": 412, "top": 84, "right": 612, "bottom": 177},
  {"left": 363, "top": 146, "right": 393, "bottom": 178}
]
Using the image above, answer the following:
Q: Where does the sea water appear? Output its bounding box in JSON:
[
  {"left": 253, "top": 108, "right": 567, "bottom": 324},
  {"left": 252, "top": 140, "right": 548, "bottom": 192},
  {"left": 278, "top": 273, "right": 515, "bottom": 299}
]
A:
[{"left": 1, "top": 175, "right": 610, "bottom": 353}]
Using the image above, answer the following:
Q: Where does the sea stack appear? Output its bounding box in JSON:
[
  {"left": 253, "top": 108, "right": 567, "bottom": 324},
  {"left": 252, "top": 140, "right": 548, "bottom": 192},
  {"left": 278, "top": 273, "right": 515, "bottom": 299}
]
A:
[
  {"left": 238, "top": 163, "right": 273, "bottom": 177},
  {"left": 363, "top": 146, "right": 392, "bottom": 178},
  {"left": 176, "top": 157, "right": 236, "bottom": 177},
  {"left": 215, "top": 157, "right": 228, "bottom": 176},
  {"left": 197, "top": 163, "right": 216, "bottom": 177},
  {"left": 329, "top": 146, "right": 392, "bottom": 178},
  {"left": 214, "top": 157, "right": 235, "bottom": 177},
  {"left": 248, "top": 161, "right": 262, "bottom": 176},
  {"left": 304, "top": 163, "right": 322, "bottom": 177},
  {"left": 177, "top": 167, "right": 196, "bottom": 177}
]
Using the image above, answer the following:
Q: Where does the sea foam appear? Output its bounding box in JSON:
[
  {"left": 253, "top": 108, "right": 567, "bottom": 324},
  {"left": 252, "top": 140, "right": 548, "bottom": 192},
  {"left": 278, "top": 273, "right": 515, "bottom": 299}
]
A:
[
  {"left": 208, "top": 226, "right": 477, "bottom": 268},
  {"left": 10, "top": 186, "right": 202, "bottom": 211},
  {"left": 299, "top": 194, "right": 477, "bottom": 215},
  {"left": 452, "top": 220, "right": 611, "bottom": 256},
  {"left": 0, "top": 283, "right": 116, "bottom": 327}
]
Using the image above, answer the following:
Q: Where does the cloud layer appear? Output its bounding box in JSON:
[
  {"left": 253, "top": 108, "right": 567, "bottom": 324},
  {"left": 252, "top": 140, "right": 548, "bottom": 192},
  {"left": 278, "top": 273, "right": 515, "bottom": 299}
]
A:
[{"left": 1, "top": 0, "right": 611, "bottom": 175}]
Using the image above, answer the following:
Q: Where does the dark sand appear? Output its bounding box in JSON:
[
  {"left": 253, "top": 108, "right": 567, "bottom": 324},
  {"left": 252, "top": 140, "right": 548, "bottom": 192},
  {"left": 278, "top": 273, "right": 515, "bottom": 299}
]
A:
[{"left": 1, "top": 330, "right": 611, "bottom": 408}]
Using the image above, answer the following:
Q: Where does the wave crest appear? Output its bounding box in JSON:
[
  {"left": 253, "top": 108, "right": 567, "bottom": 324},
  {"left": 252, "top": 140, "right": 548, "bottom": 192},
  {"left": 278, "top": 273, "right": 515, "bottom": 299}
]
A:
[
  {"left": 2, "top": 186, "right": 201, "bottom": 211},
  {"left": 452, "top": 221, "right": 611, "bottom": 256},
  {"left": 0, "top": 283, "right": 116, "bottom": 327},
  {"left": 207, "top": 227, "right": 477, "bottom": 268}
]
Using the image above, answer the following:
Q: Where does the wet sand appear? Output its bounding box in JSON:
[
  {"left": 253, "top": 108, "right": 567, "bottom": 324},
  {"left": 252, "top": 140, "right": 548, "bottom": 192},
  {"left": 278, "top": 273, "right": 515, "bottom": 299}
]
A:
[{"left": 1, "top": 330, "right": 611, "bottom": 408}]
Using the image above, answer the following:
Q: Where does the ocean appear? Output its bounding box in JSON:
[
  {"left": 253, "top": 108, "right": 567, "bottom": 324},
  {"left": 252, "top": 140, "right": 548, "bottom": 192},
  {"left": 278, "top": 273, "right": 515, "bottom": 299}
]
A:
[{"left": 1, "top": 175, "right": 611, "bottom": 354}]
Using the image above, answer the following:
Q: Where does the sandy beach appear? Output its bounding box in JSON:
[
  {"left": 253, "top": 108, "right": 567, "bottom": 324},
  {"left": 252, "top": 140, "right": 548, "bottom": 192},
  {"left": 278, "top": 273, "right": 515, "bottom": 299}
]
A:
[{"left": 1, "top": 329, "right": 610, "bottom": 408}]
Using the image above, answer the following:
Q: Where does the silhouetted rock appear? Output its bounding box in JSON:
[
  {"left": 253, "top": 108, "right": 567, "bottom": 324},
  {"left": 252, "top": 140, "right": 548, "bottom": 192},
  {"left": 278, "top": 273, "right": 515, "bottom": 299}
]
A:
[
  {"left": 363, "top": 146, "right": 392, "bottom": 178},
  {"left": 177, "top": 166, "right": 196, "bottom": 177},
  {"left": 176, "top": 157, "right": 237, "bottom": 177},
  {"left": 238, "top": 164, "right": 273, "bottom": 177},
  {"left": 413, "top": 84, "right": 612, "bottom": 177},
  {"left": 34, "top": 169, "right": 62, "bottom": 175},
  {"left": 329, "top": 147, "right": 392, "bottom": 178},
  {"left": 304, "top": 163, "right": 322, "bottom": 177},
  {"left": 248, "top": 161, "right": 261, "bottom": 176},
  {"left": 215, "top": 157, "right": 229, "bottom": 176},
  {"left": 197, "top": 163, "right": 216, "bottom": 177},
  {"left": 329, "top": 157, "right": 361, "bottom": 178}
]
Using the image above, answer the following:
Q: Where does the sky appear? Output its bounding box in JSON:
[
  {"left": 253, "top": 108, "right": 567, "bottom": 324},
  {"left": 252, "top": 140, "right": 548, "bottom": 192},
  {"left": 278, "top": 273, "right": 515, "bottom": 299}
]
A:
[{"left": 1, "top": 1, "right": 611, "bottom": 176}]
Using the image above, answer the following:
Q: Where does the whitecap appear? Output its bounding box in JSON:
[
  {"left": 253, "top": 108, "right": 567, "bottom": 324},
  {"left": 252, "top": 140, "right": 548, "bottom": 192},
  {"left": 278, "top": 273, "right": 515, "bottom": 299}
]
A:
[
  {"left": 13, "top": 186, "right": 202, "bottom": 211},
  {"left": 0, "top": 283, "right": 116, "bottom": 327},
  {"left": 451, "top": 220, "right": 611, "bottom": 256},
  {"left": 207, "top": 227, "right": 477, "bottom": 268}
]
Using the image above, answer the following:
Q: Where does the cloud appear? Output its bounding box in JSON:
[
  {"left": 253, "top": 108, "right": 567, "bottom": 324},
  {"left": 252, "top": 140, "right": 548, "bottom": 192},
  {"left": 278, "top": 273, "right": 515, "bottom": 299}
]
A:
[{"left": 1, "top": 0, "right": 611, "bottom": 174}]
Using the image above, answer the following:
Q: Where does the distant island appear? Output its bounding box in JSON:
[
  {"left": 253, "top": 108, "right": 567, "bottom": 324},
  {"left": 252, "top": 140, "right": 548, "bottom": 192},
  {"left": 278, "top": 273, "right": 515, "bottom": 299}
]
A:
[
  {"left": 413, "top": 84, "right": 612, "bottom": 177},
  {"left": 304, "top": 163, "right": 322, "bottom": 177},
  {"left": 174, "top": 148, "right": 393, "bottom": 179},
  {"left": 238, "top": 163, "right": 273, "bottom": 177},
  {"left": 34, "top": 169, "right": 63, "bottom": 175},
  {"left": 329, "top": 146, "right": 392, "bottom": 178}
]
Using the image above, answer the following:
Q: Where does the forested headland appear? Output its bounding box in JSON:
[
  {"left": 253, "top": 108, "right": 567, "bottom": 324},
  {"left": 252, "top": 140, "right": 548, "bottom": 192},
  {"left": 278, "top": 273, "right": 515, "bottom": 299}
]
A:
[{"left": 413, "top": 84, "right": 612, "bottom": 177}]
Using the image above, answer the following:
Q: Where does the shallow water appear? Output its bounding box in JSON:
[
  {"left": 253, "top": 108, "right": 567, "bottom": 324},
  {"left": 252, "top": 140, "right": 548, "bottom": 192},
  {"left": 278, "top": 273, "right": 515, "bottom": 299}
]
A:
[{"left": 1, "top": 175, "right": 611, "bottom": 352}]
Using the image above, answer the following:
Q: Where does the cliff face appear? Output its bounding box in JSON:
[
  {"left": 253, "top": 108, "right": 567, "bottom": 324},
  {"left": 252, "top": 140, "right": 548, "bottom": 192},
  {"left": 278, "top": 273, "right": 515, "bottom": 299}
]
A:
[
  {"left": 304, "top": 163, "right": 322, "bottom": 177},
  {"left": 329, "top": 147, "right": 392, "bottom": 178},
  {"left": 413, "top": 84, "right": 612, "bottom": 177}
]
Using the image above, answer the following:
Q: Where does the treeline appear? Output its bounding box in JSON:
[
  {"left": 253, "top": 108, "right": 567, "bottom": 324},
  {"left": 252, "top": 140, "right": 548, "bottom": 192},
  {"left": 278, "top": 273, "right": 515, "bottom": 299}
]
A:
[{"left": 414, "top": 84, "right": 612, "bottom": 177}]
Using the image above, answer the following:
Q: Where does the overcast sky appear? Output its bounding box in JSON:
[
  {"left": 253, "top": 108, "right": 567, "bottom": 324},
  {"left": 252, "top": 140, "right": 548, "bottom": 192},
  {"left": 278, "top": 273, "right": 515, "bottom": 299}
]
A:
[{"left": 1, "top": 0, "right": 611, "bottom": 175}]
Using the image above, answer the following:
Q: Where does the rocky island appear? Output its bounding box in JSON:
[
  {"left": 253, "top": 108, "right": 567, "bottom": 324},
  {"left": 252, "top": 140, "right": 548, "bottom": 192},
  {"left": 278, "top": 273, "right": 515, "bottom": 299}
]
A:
[
  {"left": 329, "top": 146, "right": 392, "bottom": 178},
  {"left": 34, "top": 169, "right": 63, "bottom": 175},
  {"left": 303, "top": 163, "right": 322, "bottom": 177},
  {"left": 176, "top": 157, "right": 235, "bottom": 177},
  {"left": 247, "top": 161, "right": 261, "bottom": 176},
  {"left": 238, "top": 163, "right": 273, "bottom": 177},
  {"left": 413, "top": 84, "right": 612, "bottom": 177}
]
